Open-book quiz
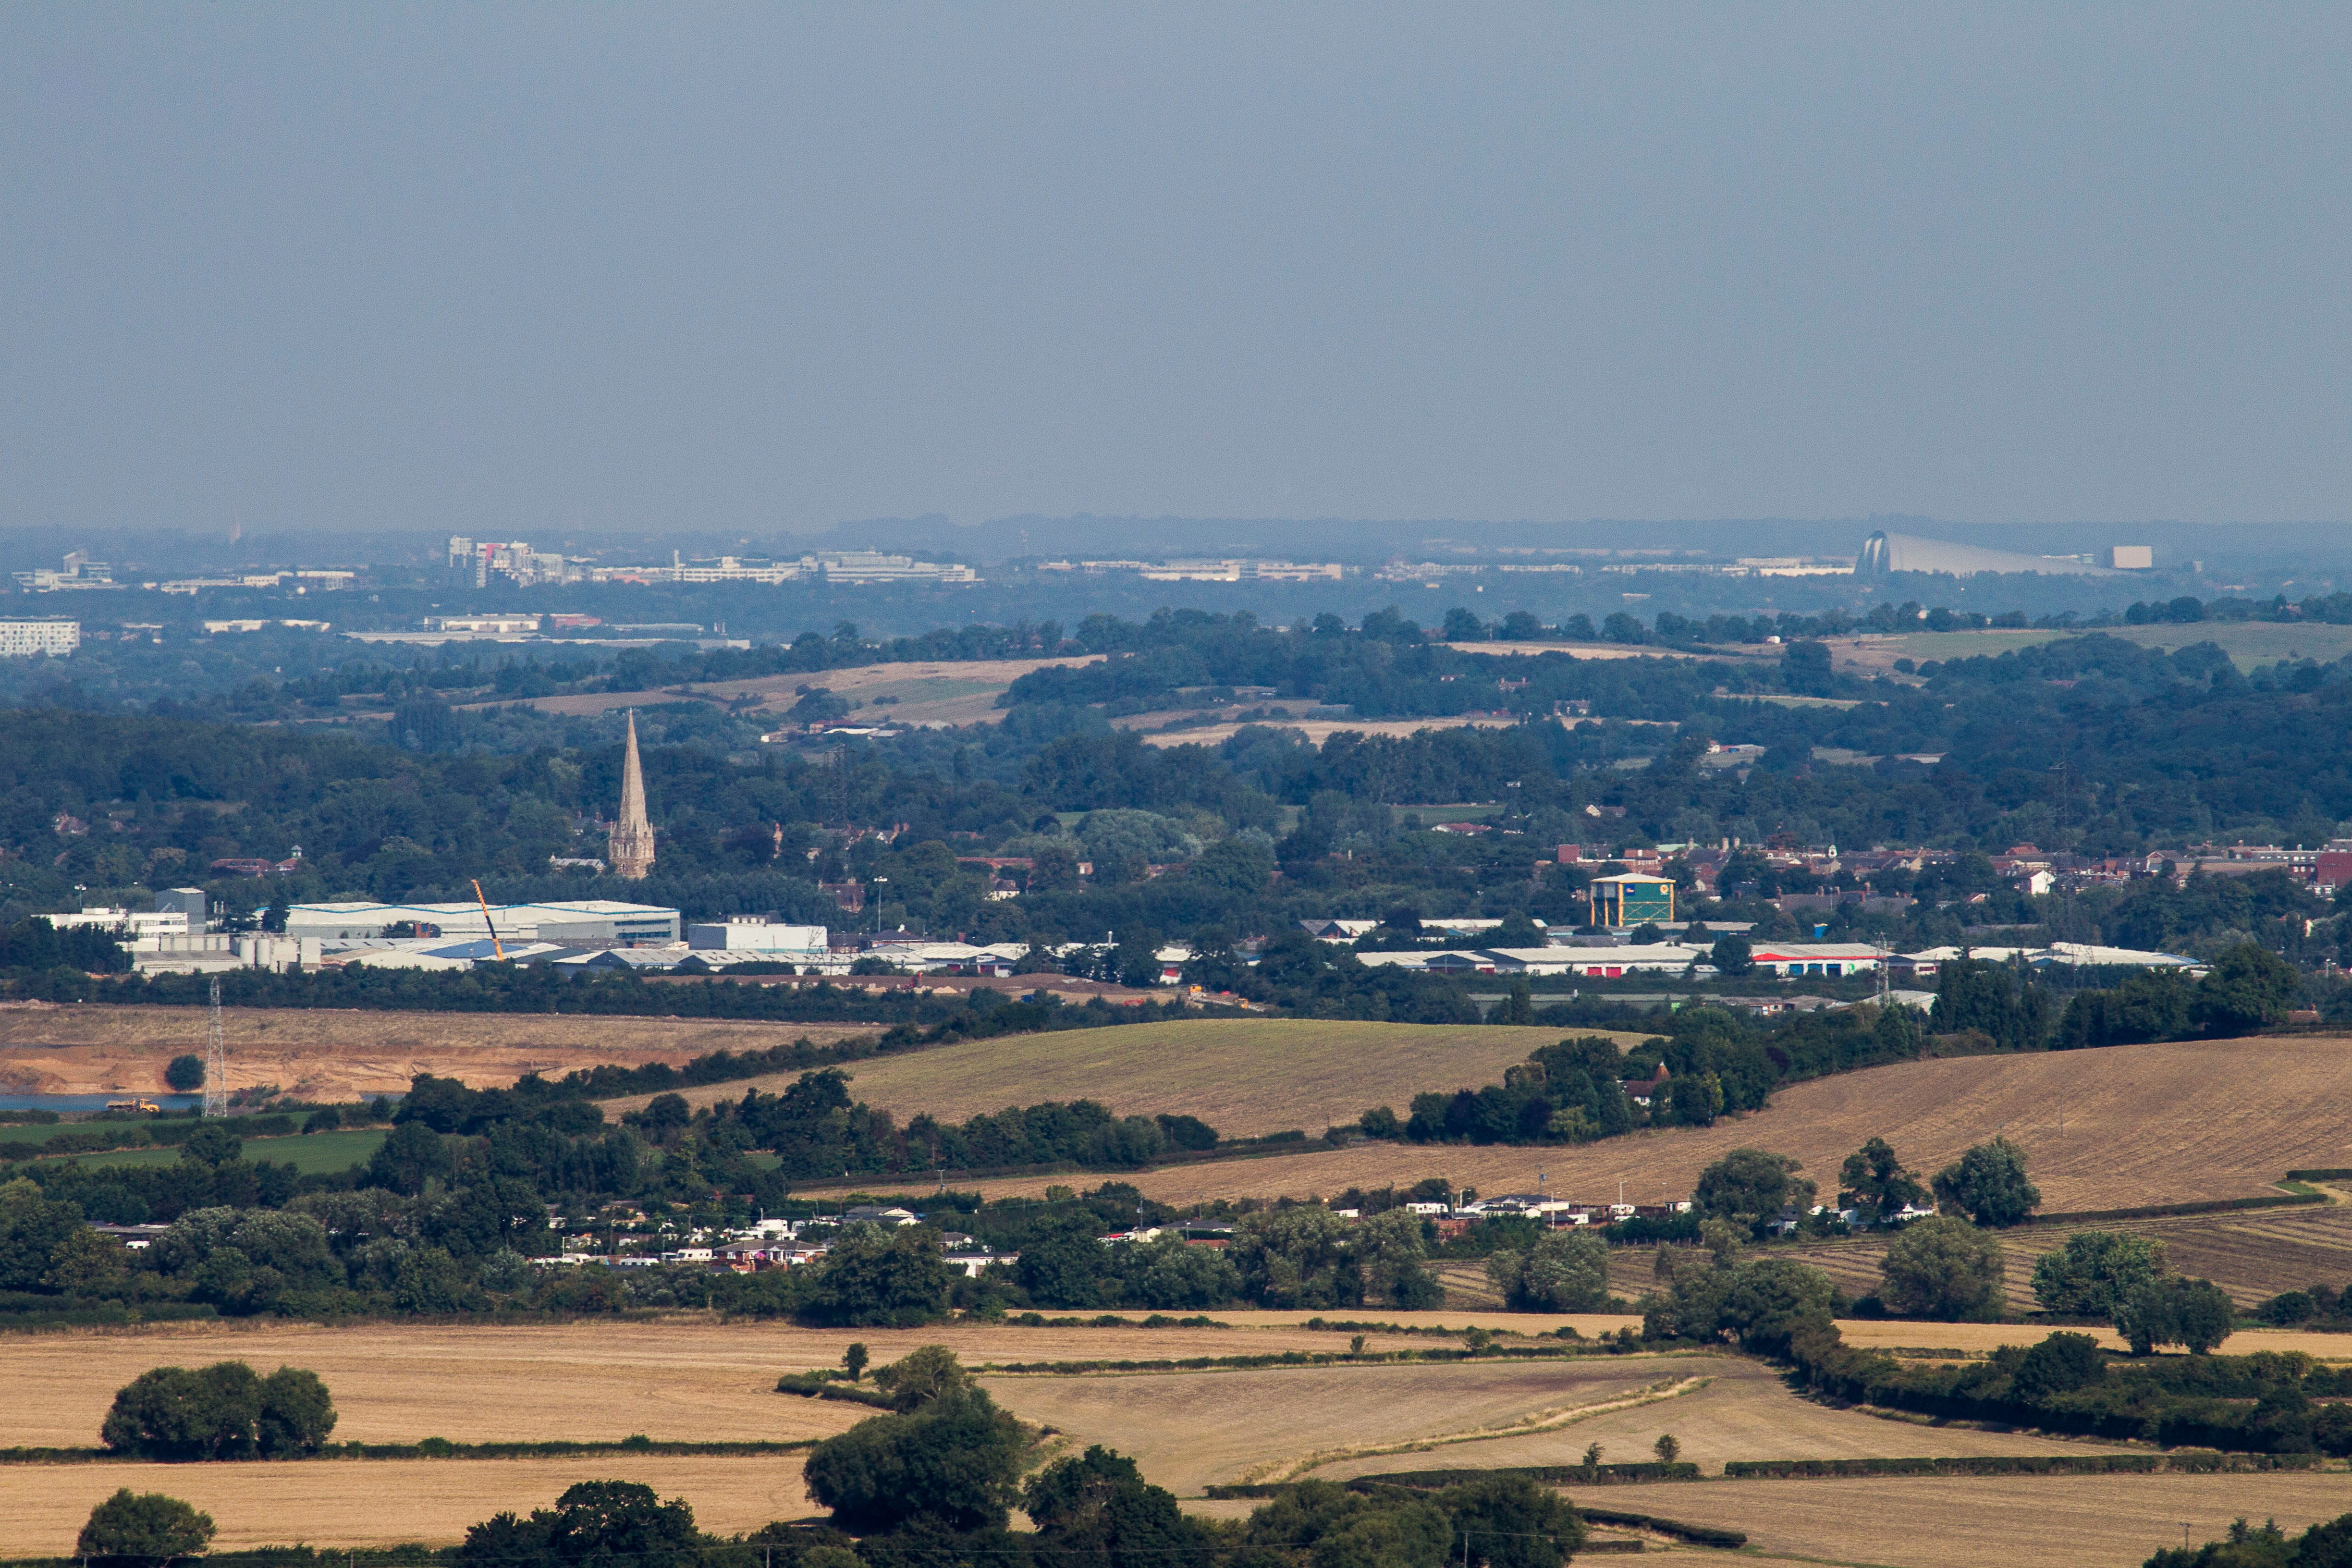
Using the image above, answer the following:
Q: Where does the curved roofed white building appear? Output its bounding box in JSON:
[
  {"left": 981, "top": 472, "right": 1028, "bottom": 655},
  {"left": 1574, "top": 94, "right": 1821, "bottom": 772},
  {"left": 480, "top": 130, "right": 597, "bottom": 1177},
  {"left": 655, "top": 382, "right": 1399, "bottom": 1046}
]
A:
[{"left": 1857, "top": 530, "right": 2119, "bottom": 576}]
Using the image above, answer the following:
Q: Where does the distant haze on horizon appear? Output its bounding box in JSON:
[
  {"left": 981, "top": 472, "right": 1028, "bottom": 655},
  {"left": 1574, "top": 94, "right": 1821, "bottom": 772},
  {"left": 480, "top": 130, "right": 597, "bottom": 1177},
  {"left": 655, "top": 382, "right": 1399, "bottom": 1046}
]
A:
[{"left": 3, "top": 4, "right": 2348, "bottom": 539}]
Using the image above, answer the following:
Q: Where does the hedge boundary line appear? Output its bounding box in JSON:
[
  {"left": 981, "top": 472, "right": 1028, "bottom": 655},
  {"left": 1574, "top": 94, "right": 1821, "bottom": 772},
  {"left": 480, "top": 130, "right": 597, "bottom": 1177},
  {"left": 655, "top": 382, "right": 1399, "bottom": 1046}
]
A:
[
  {"left": 774, "top": 1375, "right": 896, "bottom": 1408},
  {"left": 2018, "top": 1191, "right": 2325, "bottom": 1226},
  {"left": 983, "top": 1344, "right": 1623, "bottom": 1377},
  {"left": 1572, "top": 1507, "right": 1746, "bottom": 1548},
  {"left": 0, "top": 1437, "right": 814, "bottom": 1466},
  {"left": 1721, "top": 1453, "right": 2323, "bottom": 1480},
  {"left": 1203, "top": 1463, "right": 1699, "bottom": 1499}
]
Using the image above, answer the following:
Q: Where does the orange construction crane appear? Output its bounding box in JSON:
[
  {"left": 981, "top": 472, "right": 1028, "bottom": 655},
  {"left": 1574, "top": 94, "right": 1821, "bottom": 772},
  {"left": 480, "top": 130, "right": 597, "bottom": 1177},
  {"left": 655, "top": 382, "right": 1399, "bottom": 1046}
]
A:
[{"left": 470, "top": 880, "right": 507, "bottom": 961}]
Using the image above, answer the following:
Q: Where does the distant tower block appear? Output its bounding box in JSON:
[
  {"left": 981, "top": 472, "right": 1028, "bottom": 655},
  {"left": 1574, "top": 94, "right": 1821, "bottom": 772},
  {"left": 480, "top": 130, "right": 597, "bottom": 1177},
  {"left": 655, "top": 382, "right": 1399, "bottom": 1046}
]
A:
[{"left": 608, "top": 710, "right": 656, "bottom": 881}]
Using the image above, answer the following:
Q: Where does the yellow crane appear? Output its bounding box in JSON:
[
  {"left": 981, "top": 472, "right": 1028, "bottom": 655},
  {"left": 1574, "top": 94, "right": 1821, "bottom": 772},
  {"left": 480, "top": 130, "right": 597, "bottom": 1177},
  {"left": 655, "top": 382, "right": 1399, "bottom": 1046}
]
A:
[{"left": 470, "top": 880, "right": 507, "bottom": 961}]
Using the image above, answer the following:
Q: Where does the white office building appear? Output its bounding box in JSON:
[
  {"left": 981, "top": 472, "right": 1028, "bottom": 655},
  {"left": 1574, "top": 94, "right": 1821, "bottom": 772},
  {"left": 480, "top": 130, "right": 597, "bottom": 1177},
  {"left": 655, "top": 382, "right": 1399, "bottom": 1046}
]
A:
[
  {"left": 686, "top": 919, "right": 829, "bottom": 957},
  {"left": 284, "top": 899, "right": 682, "bottom": 945},
  {"left": 0, "top": 619, "right": 81, "bottom": 657}
]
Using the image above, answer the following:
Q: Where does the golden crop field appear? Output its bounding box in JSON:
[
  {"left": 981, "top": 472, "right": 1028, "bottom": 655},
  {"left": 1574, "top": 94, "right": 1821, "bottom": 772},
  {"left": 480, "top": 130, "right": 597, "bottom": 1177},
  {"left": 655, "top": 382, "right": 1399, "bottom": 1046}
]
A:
[
  {"left": 0, "top": 1004, "right": 876, "bottom": 1100},
  {"left": 0, "top": 1317, "right": 1461, "bottom": 1451},
  {"left": 1310, "top": 1353, "right": 2131, "bottom": 1482},
  {"left": 1758, "top": 1195, "right": 2352, "bottom": 1311},
  {"left": 0, "top": 1455, "right": 814, "bottom": 1557},
  {"left": 467, "top": 654, "right": 1106, "bottom": 728},
  {"left": 619, "top": 1020, "right": 1650, "bottom": 1138},
  {"left": 801, "top": 1036, "right": 2352, "bottom": 1212},
  {"left": 1650, "top": 1472, "right": 2352, "bottom": 1568},
  {"left": 980, "top": 1356, "right": 1692, "bottom": 1495}
]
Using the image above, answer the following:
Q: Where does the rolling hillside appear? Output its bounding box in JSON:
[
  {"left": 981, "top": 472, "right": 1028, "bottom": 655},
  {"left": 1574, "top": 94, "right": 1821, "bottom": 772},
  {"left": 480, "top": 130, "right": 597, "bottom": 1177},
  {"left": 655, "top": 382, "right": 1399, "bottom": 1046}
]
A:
[
  {"left": 797, "top": 1035, "right": 2352, "bottom": 1213},
  {"left": 604, "top": 1018, "right": 1654, "bottom": 1140}
]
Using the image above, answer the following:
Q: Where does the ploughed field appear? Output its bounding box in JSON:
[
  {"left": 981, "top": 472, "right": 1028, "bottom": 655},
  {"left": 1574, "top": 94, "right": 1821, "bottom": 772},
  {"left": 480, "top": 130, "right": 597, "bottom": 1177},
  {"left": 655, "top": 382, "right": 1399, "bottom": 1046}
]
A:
[
  {"left": 795, "top": 1036, "right": 2352, "bottom": 1213},
  {"left": 604, "top": 1020, "right": 1651, "bottom": 1139},
  {"left": 0, "top": 1004, "right": 877, "bottom": 1101}
]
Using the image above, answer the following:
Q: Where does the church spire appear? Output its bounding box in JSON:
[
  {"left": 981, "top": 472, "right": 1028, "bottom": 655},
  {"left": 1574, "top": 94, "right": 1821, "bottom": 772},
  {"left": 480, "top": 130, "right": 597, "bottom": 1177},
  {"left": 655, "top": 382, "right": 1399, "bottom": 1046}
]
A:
[{"left": 608, "top": 710, "right": 656, "bottom": 880}]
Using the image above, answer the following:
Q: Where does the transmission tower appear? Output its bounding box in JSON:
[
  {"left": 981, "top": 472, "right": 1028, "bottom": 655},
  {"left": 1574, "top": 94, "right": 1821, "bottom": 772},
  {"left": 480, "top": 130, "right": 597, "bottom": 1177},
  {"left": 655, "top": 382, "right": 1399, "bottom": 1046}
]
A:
[{"left": 203, "top": 977, "right": 227, "bottom": 1118}]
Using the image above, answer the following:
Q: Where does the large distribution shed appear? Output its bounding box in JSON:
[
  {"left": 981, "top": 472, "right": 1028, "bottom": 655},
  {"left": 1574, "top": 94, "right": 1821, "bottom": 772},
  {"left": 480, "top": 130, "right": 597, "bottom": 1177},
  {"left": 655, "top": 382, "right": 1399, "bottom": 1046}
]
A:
[
  {"left": 1586, "top": 873, "right": 1675, "bottom": 929},
  {"left": 284, "top": 899, "right": 681, "bottom": 945}
]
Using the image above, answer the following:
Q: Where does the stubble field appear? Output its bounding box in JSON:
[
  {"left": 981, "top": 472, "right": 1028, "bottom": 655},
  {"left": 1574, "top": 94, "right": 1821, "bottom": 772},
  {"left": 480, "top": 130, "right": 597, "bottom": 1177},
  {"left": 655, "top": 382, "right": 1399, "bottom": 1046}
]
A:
[
  {"left": 465, "top": 654, "right": 1107, "bottom": 728},
  {"left": 1652, "top": 1472, "right": 2352, "bottom": 1568},
  {"left": 1761, "top": 1197, "right": 2352, "bottom": 1310},
  {"left": 605, "top": 1019, "right": 1649, "bottom": 1138},
  {"left": 0, "top": 1004, "right": 877, "bottom": 1100},
  {"left": 794, "top": 1037, "right": 2352, "bottom": 1214},
  {"left": 3, "top": 1317, "right": 2344, "bottom": 1563}
]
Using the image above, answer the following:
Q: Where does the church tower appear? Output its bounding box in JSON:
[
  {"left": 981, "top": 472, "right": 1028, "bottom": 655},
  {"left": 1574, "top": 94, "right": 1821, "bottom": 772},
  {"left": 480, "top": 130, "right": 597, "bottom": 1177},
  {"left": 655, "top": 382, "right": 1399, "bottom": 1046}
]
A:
[{"left": 608, "top": 710, "right": 656, "bottom": 880}]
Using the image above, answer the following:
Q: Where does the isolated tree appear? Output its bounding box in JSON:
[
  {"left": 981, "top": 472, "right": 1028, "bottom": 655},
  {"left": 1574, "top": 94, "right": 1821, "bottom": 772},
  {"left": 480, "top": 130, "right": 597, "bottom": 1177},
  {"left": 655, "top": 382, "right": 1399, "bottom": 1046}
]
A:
[
  {"left": 2115, "top": 1276, "right": 2237, "bottom": 1356},
  {"left": 1435, "top": 1474, "right": 1583, "bottom": 1568},
  {"left": 870, "top": 1345, "right": 971, "bottom": 1412},
  {"left": 1931, "top": 1137, "right": 2040, "bottom": 1226},
  {"left": 2029, "top": 1231, "right": 2169, "bottom": 1318},
  {"left": 1710, "top": 933, "right": 1754, "bottom": 977},
  {"left": 1487, "top": 1228, "right": 1610, "bottom": 1312},
  {"left": 1879, "top": 1218, "right": 2005, "bottom": 1321},
  {"left": 2010, "top": 1331, "right": 2106, "bottom": 1401},
  {"left": 178, "top": 1124, "right": 242, "bottom": 1168},
  {"left": 1692, "top": 1149, "right": 1816, "bottom": 1230},
  {"left": 100, "top": 1361, "right": 334, "bottom": 1460},
  {"left": 78, "top": 1490, "right": 214, "bottom": 1565},
  {"left": 803, "top": 1383, "right": 1027, "bottom": 1534},
  {"left": 255, "top": 1366, "right": 337, "bottom": 1455},
  {"left": 164, "top": 1055, "right": 206, "bottom": 1092},
  {"left": 803, "top": 1224, "right": 951, "bottom": 1327},
  {"left": 1839, "top": 1138, "right": 1926, "bottom": 1223},
  {"left": 1652, "top": 1433, "right": 1681, "bottom": 1463},
  {"left": 2193, "top": 943, "right": 2302, "bottom": 1036},
  {"left": 841, "top": 1343, "right": 870, "bottom": 1383},
  {"left": 1023, "top": 1446, "right": 1215, "bottom": 1568},
  {"left": 457, "top": 1481, "right": 700, "bottom": 1568}
]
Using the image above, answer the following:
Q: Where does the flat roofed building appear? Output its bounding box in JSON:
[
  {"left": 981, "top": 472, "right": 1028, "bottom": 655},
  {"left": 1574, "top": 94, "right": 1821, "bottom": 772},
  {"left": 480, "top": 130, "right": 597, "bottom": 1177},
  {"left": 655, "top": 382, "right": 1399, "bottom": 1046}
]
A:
[
  {"left": 686, "top": 919, "right": 828, "bottom": 954},
  {"left": 285, "top": 899, "right": 681, "bottom": 944},
  {"left": 1587, "top": 873, "right": 1675, "bottom": 929}
]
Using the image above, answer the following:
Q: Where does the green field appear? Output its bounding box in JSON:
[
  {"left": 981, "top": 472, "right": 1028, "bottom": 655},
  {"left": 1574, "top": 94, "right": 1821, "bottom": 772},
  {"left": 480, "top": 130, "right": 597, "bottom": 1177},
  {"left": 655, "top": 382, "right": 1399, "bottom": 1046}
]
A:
[
  {"left": 2103, "top": 620, "right": 2352, "bottom": 669},
  {"left": 54, "top": 1127, "right": 387, "bottom": 1174},
  {"left": 1859, "top": 622, "right": 2352, "bottom": 674},
  {"left": 0, "top": 1118, "right": 199, "bottom": 1149}
]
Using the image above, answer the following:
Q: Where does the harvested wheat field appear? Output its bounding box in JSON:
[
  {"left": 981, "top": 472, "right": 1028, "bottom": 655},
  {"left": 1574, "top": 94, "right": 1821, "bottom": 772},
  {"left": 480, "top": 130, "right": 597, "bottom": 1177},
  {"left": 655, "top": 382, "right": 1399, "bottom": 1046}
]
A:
[
  {"left": 0, "top": 1317, "right": 1453, "bottom": 1450},
  {"left": 609, "top": 1020, "right": 1649, "bottom": 1137},
  {"left": 1646, "top": 1472, "right": 2352, "bottom": 1568},
  {"left": 1764, "top": 1197, "right": 2352, "bottom": 1310},
  {"left": 1311, "top": 1352, "right": 2133, "bottom": 1482},
  {"left": 979, "top": 1354, "right": 1703, "bottom": 1495},
  {"left": 0, "top": 1004, "right": 877, "bottom": 1100},
  {"left": 466, "top": 654, "right": 1105, "bottom": 727},
  {"left": 0, "top": 1455, "right": 816, "bottom": 1557},
  {"left": 806, "top": 1036, "right": 2352, "bottom": 1211}
]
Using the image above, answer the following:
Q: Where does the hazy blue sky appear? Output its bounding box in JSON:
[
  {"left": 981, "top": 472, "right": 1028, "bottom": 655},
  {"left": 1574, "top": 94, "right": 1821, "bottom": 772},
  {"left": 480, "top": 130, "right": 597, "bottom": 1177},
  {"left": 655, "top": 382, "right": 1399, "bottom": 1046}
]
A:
[{"left": 3, "top": 4, "right": 2347, "bottom": 539}]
